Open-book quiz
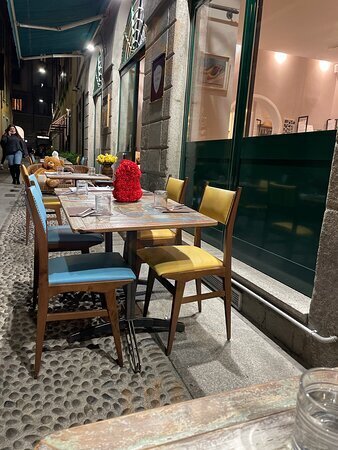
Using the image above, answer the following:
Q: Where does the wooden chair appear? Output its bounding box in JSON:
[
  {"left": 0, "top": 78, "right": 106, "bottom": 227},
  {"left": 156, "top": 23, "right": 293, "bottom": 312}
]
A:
[
  {"left": 138, "top": 185, "right": 241, "bottom": 355},
  {"left": 26, "top": 178, "right": 105, "bottom": 309},
  {"left": 27, "top": 185, "right": 135, "bottom": 377},
  {"left": 126, "top": 176, "right": 188, "bottom": 278},
  {"left": 21, "top": 165, "right": 63, "bottom": 244}
]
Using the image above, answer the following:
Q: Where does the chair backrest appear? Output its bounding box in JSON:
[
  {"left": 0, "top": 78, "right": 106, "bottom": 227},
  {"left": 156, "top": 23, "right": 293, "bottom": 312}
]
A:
[
  {"left": 29, "top": 174, "right": 43, "bottom": 198},
  {"left": 26, "top": 186, "right": 48, "bottom": 280},
  {"left": 166, "top": 176, "right": 188, "bottom": 203},
  {"left": 199, "top": 185, "right": 242, "bottom": 267},
  {"left": 20, "top": 164, "right": 30, "bottom": 188},
  {"left": 27, "top": 163, "right": 42, "bottom": 175}
]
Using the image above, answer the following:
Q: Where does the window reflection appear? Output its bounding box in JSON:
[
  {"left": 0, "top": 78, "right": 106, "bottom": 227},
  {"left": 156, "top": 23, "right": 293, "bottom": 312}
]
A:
[
  {"left": 187, "top": 0, "right": 245, "bottom": 142},
  {"left": 248, "top": 0, "right": 338, "bottom": 136}
]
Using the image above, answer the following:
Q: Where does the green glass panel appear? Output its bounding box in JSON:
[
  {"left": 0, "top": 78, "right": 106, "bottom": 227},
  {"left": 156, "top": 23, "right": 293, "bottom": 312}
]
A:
[{"left": 233, "top": 130, "right": 336, "bottom": 297}]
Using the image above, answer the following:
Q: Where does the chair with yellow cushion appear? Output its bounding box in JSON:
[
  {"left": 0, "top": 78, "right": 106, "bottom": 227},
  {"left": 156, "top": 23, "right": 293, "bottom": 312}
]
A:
[
  {"left": 21, "top": 165, "right": 63, "bottom": 244},
  {"left": 125, "top": 176, "right": 188, "bottom": 277},
  {"left": 137, "top": 185, "right": 241, "bottom": 355}
]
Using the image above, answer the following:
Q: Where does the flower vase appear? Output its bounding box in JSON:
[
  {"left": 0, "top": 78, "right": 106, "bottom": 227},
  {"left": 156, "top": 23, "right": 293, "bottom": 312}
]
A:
[{"left": 101, "top": 163, "right": 115, "bottom": 179}]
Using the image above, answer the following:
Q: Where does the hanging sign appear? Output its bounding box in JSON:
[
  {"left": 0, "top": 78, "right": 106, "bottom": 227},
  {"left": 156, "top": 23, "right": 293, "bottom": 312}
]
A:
[{"left": 151, "top": 53, "right": 166, "bottom": 102}]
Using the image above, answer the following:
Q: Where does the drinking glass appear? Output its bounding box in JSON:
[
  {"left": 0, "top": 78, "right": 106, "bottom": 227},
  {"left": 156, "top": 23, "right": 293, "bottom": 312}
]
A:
[
  {"left": 88, "top": 166, "right": 95, "bottom": 176},
  {"left": 154, "top": 190, "right": 167, "bottom": 209},
  {"left": 292, "top": 368, "right": 338, "bottom": 450},
  {"left": 95, "top": 195, "right": 111, "bottom": 215},
  {"left": 76, "top": 180, "right": 88, "bottom": 195},
  {"left": 57, "top": 166, "right": 64, "bottom": 174}
]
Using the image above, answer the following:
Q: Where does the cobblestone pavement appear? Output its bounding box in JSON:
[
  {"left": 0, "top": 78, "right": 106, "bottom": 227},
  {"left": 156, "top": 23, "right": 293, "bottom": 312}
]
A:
[{"left": 0, "top": 197, "right": 191, "bottom": 450}]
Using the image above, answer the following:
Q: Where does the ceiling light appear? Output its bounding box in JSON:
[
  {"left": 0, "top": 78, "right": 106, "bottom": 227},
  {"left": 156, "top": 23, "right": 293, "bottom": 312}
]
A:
[
  {"left": 86, "top": 43, "right": 95, "bottom": 52},
  {"left": 40, "top": 83, "right": 44, "bottom": 87},
  {"left": 38, "top": 67, "right": 46, "bottom": 74},
  {"left": 319, "top": 60, "right": 331, "bottom": 72},
  {"left": 60, "top": 71, "right": 66, "bottom": 78},
  {"left": 274, "top": 52, "right": 287, "bottom": 64},
  {"left": 39, "top": 99, "right": 44, "bottom": 103}
]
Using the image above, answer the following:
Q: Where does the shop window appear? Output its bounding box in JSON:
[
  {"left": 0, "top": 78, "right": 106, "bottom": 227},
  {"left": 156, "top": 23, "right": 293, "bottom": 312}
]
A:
[
  {"left": 187, "top": 1, "right": 245, "bottom": 142},
  {"left": 247, "top": 1, "right": 338, "bottom": 136},
  {"left": 12, "top": 98, "right": 23, "bottom": 111},
  {"left": 121, "top": 0, "right": 146, "bottom": 66}
]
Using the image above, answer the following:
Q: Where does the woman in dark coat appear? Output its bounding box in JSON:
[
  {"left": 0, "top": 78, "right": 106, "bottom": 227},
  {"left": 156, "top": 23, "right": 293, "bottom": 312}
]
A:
[{"left": 0, "top": 124, "right": 27, "bottom": 184}]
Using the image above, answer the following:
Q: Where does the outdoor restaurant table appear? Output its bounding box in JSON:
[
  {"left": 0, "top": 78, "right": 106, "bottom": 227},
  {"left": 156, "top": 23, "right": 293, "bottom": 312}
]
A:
[
  {"left": 36, "top": 375, "right": 300, "bottom": 449},
  {"left": 55, "top": 189, "right": 217, "bottom": 369},
  {"left": 46, "top": 172, "right": 111, "bottom": 186}
]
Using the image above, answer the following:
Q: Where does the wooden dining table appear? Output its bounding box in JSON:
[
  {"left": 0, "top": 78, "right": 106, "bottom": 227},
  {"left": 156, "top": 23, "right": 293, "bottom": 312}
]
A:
[
  {"left": 46, "top": 172, "right": 111, "bottom": 186},
  {"left": 56, "top": 189, "right": 217, "bottom": 370}
]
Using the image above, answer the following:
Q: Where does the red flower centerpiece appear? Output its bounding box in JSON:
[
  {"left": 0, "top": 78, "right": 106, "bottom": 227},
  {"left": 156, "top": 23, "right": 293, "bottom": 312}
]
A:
[{"left": 113, "top": 159, "right": 143, "bottom": 202}]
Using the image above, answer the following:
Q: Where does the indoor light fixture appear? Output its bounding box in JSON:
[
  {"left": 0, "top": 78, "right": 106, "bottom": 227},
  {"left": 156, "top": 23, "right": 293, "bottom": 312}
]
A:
[
  {"left": 274, "top": 52, "right": 287, "bottom": 64},
  {"left": 38, "top": 99, "right": 44, "bottom": 103},
  {"left": 60, "top": 71, "right": 66, "bottom": 78},
  {"left": 319, "top": 60, "right": 331, "bottom": 72},
  {"left": 38, "top": 67, "right": 46, "bottom": 74},
  {"left": 86, "top": 43, "right": 95, "bottom": 52}
]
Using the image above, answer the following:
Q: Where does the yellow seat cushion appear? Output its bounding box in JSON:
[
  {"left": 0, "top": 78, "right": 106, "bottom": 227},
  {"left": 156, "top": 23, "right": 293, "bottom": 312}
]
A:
[
  {"left": 138, "top": 229, "right": 176, "bottom": 241},
  {"left": 137, "top": 245, "right": 223, "bottom": 278},
  {"left": 43, "top": 197, "right": 60, "bottom": 206}
]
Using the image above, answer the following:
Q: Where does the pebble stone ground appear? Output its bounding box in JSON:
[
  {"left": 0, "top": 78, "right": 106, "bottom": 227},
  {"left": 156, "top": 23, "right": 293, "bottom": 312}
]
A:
[{"left": 0, "top": 189, "right": 191, "bottom": 450}]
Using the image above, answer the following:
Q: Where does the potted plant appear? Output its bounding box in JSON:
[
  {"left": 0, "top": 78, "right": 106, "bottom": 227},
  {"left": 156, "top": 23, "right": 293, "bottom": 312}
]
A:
[{"left": 96, "top": 153, "right": 118, "bottom": 178}]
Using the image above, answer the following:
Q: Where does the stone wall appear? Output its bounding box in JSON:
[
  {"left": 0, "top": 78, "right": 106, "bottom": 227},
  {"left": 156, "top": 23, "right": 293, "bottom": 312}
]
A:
[
  {"left": 308, "top": 139, "right": 338, "bottom": 366},
  {"left": 141, "top": 0, "right": 190, "bottom": 191}
]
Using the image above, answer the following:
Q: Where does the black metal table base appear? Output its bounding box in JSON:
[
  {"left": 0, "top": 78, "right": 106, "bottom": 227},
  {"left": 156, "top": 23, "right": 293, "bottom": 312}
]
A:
[{"left": 67, "top": 318, "right": 185, "bottom": 373}]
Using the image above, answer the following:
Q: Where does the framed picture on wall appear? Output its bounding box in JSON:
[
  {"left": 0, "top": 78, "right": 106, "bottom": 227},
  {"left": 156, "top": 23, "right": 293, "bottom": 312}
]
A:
[
  {"left": 201, "top": 53, "right": 231, "bottom": 96},
  {"left": 297, "top": 116, "right": 308, "bottom": 133},
  {"left": 326, "top": 118, "right": 338, "bottom": 130},
  {"left": 151, "top": 53, "right": 165, "bottom": 102}
]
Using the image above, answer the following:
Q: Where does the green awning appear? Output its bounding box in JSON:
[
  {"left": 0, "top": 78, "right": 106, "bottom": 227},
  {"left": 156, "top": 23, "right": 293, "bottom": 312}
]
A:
[{"left": 6, "top": 0, "right": 110, "bottom": 59}]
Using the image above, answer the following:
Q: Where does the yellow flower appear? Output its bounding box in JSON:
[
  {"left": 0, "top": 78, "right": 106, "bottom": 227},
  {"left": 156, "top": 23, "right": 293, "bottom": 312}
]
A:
[{"left": 96, "top": 152, "right": 118, "bottom": 165}]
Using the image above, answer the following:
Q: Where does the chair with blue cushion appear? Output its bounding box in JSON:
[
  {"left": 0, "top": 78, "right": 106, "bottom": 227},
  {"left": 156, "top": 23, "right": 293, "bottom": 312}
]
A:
[
  {"left": 21, "top": 165, "right": 63, "bottom": 245},
  {"left": 138, "top": 185, "right": 241, "bottom": 355},
  {"left": 27, "top": 185, "right": 136, "bottom": 377},
  {"left": 26, "top": 173, "right": 105, "bottom": 308}
]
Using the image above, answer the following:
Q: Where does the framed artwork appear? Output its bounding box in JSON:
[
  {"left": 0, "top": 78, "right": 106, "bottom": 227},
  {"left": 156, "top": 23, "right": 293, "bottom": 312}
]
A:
[
  {"left": 283, "top": 118, "right": 295, "bottom": 134},
  {"left": 297, "top": 116, "right": 308, "bottom": 133},
  {"left": 151, "top": 53, "right": 165, "bottom": 102},
  {"left": 201, "top": 53, "right": 231, "bottom": 96},
  {"left": 326, "top": 118, "right": 338, "bottom": 130}
]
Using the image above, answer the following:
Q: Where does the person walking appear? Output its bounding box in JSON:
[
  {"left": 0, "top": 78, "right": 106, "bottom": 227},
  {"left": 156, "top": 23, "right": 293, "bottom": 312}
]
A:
[{"left": 0, "top": 124, "right": 27, "bottom": 184}]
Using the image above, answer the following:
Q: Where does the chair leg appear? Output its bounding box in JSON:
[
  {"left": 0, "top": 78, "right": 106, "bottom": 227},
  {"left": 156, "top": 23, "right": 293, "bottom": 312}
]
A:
[
  {"left": 195, "top": 279, "right": 202, "bottom": 312},
  {"left": 223, "top": 276, "right": 231, "bottom": 340},
  {"left": 25, "top": 207, "right": 30, "bottom": 245},
  {"left": 166, "top": 281, "right": 185, "bottom": 356},
  {"left": 34, "top": 287, "right": 49, "bottom": 378},
  {"left": 143, "top": 268, "right": 156, "bottom": 317},
  {"left": 55, "top": 206, "right": 62, "bottom": 225},
  {"left": 105, "top": 290, "right": 123, "bottom": 367},
  {"left": 134, "top": 256, "right": 142, "bottom": 280},
  {"left": 33, "top": 250, "right": 39, "bottom": 309}
]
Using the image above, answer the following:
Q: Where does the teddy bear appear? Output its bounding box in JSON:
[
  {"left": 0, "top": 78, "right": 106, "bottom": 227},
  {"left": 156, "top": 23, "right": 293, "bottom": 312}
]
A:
[{"left": 34, "top": 156, "right": 65, "bottom": 188}]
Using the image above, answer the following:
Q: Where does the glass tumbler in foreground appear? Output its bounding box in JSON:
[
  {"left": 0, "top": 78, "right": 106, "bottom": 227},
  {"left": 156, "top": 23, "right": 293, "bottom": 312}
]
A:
[
  {"left": 154, "top": 190, "right": 167, "bottom": 209},
  {"left": 292, "top": 368, "right": 338, "bottom": 450},
  {"left": 76, "top": 180, "right": 88, "bottom": 195},
  {"left": 88, "top": 166, "right": 95, "bottom": 176},
  {"left": 95, "top": 195, "right": 111, "bottom": 215},
  {"left": 57, "top": 166, "right": 64, "bottom": 174}
]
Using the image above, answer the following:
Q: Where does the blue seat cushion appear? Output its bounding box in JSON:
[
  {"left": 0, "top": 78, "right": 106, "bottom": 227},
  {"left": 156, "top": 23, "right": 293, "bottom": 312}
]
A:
[
  {"left": 49, "top": 252, "right": 136, "bottom": 285},
  {"left": 48, "top": 225, "right": 104, "bottom": 248}
]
